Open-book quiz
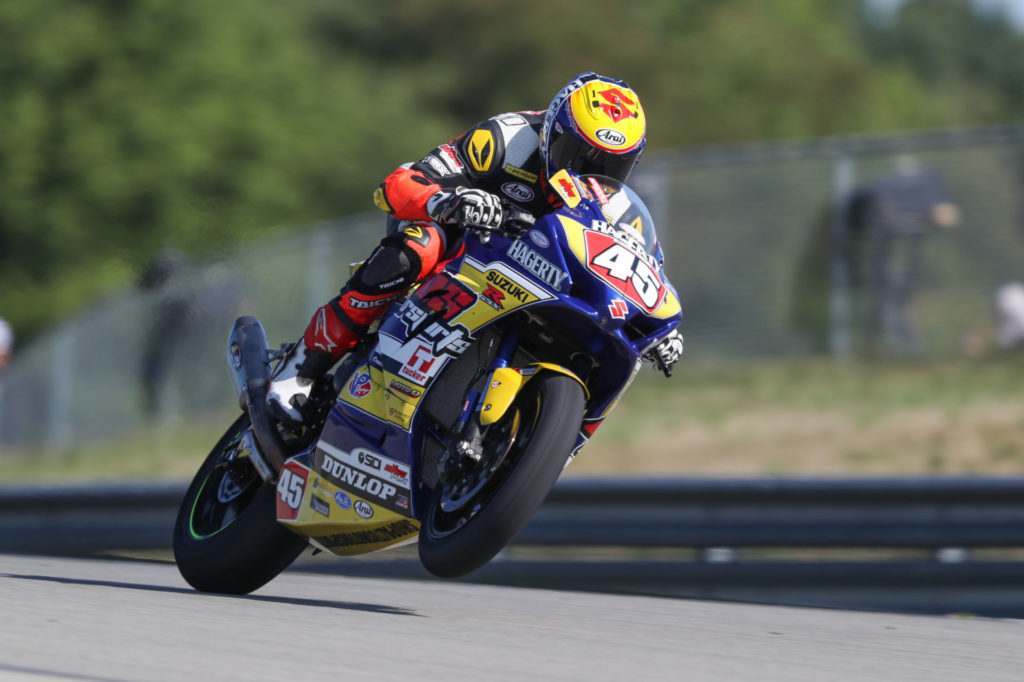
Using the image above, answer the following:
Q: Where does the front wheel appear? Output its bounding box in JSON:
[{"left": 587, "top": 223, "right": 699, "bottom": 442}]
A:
[
  {"left": 418, "top": 373, "right": 585, "bottom": 578},
  {"left": 173, "top": 414, "right": 308, "bottom": 594}
]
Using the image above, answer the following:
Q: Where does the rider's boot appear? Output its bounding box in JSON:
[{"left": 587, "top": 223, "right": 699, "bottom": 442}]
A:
[
  {"left": 266, "top": 287, "right": 398, "bottom": 424},
  {"left": 266, "top": 338, "right": 336, "bottom": 424},
  {"left": 267, "top": 228, "right": 447, "bottom": 424}
]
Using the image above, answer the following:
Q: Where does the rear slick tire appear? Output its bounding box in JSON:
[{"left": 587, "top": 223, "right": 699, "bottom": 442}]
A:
[
  {"left": 173, "top": 414, "right": 308, "bottom": 594},
  {"left": 418, "top": 373, "right": 585, "bottom": 579}
]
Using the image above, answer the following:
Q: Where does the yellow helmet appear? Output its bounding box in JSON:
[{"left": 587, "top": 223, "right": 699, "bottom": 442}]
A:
[{"left": 540, "top": 73, "right": 646, "bottom": 183}]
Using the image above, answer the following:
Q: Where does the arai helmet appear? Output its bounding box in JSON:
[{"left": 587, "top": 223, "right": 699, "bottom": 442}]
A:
[{"left": 540, "top": 72, "right": 646, "bottom": 183}]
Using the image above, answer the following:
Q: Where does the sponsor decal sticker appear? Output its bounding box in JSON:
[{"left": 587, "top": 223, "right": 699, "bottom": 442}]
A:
[
  {"left": 348, "top": 295, "right": 397, "bottom": 310},
  {"left": 378, "top": 276, "right": 405, "bottom": 291},
  {"left": 558, "top": 176, "right": 578, "bottom": 202},
  {"left": 229, "top": 342, "right": 242, "bottom": 370},
  {"left": 310, "top": 495, "right": 331, "bottom": 518},
  {"left": 595, "top": 86, "right": 640, "bottom": 123},
  {"left": 481, "top": 285, "right": 505, "bottom": 310},
  {"left": 388, "top": 379, "right": 422, "bottom": 399},
  {"left": 373, "top": 281, "right": 474, "bottom": 387},
  {"left": 585, "top": 230, "right": 667, "bottom": 313},
  {"left": 348, "top": 371, "right": 372, "bottom": 399},
  {"left": 317, "top": 444, "right": 412, "bottom": 513},
  {"left": 485, "top": 270, "right": 531, "bottom": 304},
  {"left": 354, "top": 500, "right": 374, "bottom": 519},
  {"left": 423, "top": 154, "right": 452, "bottom": 178},
  {"left": 609, "top": 299, "right": 629, "bottom": 319},
  {"left": 439, "top": 144, "right": 463, "bottom": 172},
  {"left": 595, "top": 128, "right": 627, "bottom": 147},
  {"left": 460, "top": 257, "right": 556, "bottom": 304},
  {"left": 358, "top": 450, "right": 382, "bottom": 471},
  {"left": 384, "top": 463, "right": 408, "bottom": 482},
  {"left": 415, "top": 276, "right": 477, "bottom": 320},
  {"left": 504, "top": 164, "right": 538, "bottom": 183},
  {"left": 587, "top": 178, "right": 610, "bottom": 206},
  {"left": 344, "top": 448, "right": 412, "bottom": 484},
  {"left": 507, "top": 240, "right": 568, "bottom": 289},
  {"left": 399, "top": 344, "right": 436, "bottom": 384},
  {"left": 335, "top": 491, "right": 353, "bottom": 509},
  {"left": 589, "top": 219, "right": 648, "bottom": 254},
  {"left": 386, "top": 404, "right": 412, "bottom": 427},
  {"left": 276, "top": 463, "right": 309, "bottom": 521},
  {"left": 501, "top": 182, "right": 534, "bottom": 203},
  {"left": 315, "top": 519, "right": 419, "bottom": 549},
  {"left": 319, "top": 451, "right": 399, "bottom": 504},
  {"left": 528, "top": 229, "right": 550, "bottom": 248},
  {"left": 399, "top": 300, "right": 472, "bottom": 356}
]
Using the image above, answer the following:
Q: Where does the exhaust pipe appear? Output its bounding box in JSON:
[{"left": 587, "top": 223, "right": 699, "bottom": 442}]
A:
[{"left": 226, "top": 316, "right": 288, "bottom": 477}]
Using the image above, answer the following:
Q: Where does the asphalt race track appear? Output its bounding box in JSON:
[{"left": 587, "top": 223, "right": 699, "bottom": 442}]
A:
[{"left": 1, "top": 554, "right": 1022, "bottom": 681}]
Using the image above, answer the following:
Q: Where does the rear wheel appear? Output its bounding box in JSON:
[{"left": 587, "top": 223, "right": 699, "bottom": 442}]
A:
[
  {"left": 173, "top": 414, "right": 308, "bottom": 594},
  {"left": 418, "top": 373, "right": 585, "bottom": 578}
]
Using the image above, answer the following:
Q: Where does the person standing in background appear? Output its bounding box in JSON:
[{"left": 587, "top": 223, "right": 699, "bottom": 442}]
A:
[
  {"left": 137, "top": 249, "right": 196, "bottom": 417},
  {"left": 0, "top": 316, "right": 11, "bottom": 448},
  {"left": 0, "top": 317, "right": 12, "bottom": 369},
  {"left": 847, "top": 155, "right": 960, "bottom": 357},
  {"left": 994, "top": 282, "right": 1024, "bottom": 351}
]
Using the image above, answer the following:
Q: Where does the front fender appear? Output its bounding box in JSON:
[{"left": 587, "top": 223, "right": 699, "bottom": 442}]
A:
[{"left": 479, "top": 363, "right": 589, "bottom": 426}]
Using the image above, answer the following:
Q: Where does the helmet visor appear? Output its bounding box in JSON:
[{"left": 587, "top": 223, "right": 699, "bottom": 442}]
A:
[{"left": 548, "top": 129, "right": 641, "bottom": 183}]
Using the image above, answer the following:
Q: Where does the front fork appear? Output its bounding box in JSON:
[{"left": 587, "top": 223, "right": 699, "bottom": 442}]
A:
[{"left": 437, "top": 319, "right": 525, "bottom": 483}]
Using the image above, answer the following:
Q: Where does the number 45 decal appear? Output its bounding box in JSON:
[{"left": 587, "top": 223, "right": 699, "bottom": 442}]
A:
[
  {"left": 276, "top": 463, "right": 309, "bottom": 521},
  {"left": 584, "top": 231, "right": 666, "bottom": 312}
]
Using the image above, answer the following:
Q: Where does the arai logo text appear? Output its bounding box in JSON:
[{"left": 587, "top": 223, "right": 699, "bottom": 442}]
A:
[
  {"left": 354, "top": 500, "right": 374, "bottom": 519},
  {"left": 501, "top": 182, "right": 534, "bottom": 203},
  {"left": 595, "top": 128, "right": 627, "bottom": 147}
]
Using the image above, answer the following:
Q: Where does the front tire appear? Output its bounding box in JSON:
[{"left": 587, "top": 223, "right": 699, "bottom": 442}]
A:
[
  {"left": 418, "top": 373, "right": 585, "bottom": 578},
  {"left": 173, "top": 414, "right": 308, "bottom": 594}
]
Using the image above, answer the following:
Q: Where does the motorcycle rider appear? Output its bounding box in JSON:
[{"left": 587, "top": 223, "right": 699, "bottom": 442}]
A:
[{"left": 268, "top": 72, "right": 684, "bottom": 424}]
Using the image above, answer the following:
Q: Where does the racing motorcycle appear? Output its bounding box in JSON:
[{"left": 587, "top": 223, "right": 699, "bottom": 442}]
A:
[{"left": 172, "top": 169, "right": 682, "bottom": 594}]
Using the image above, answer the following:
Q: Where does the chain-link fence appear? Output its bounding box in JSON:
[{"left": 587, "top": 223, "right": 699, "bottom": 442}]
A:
[
  {"left": 3, "top": 125, "right": 1024, "bottom": 453},
  {"left": 638, "top": 125, "right": 1024, "bottom": 361},
  {"left": 0, "top": 213, "right": 385, "bottom": 453}
]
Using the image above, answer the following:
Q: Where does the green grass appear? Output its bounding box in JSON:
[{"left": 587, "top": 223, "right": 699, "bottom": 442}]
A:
[
  {"left": 576, "top": 353, "right": 1024, "bottom": 475},
  {"left": 0, "top": 412, "right": 234, "bottom": 483},
  {"left": 4, "top": 354, "right": 1024, "bottom": 482}
]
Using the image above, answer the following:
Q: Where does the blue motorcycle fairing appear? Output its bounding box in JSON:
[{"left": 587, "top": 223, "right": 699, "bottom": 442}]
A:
[{"left": 310, "top": 171, "right": 682, "bottom": 523}]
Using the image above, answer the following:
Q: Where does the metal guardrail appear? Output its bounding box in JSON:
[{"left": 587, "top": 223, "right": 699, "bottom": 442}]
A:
[
  {"left": 0, "top": 481, "right": 183, "bottom": 555},
  {"left": 525, "top": 476, "right": 1024, "bottom": 548},
  {"left": 3, "top": 477, "right": 1024, "bottom": 616}
]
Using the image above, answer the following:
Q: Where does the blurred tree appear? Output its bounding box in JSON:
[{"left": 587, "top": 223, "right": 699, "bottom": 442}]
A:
[
  {"left": 2, "top": 0, "right": 1024, "bottom": 342},
  {"left": 0, "top": 0, "right": 450, "bottom": 338},
  {"left": 862, "top": 0, "right": 1024, "bottom": 120}
]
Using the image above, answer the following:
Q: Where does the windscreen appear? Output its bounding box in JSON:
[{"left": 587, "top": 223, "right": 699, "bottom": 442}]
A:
[{"left": 580, "top": 175, "right": 659, "bottom": 255}]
